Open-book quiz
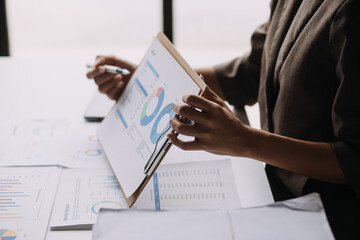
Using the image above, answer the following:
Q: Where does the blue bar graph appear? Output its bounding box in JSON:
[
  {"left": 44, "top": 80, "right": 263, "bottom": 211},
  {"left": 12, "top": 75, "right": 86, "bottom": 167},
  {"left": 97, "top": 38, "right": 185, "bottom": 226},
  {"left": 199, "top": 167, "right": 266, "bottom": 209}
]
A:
[
  {"left": 0, "top": 174, "right": 47, "bottom": 220},
  {"left": 92, "top": 176, "right": 121, "bottom": 190},
  {"left": 146, "top": 60, "right": 160, "bottom": 78},
  {"left": 135, "top": 78, "right": 148, "bottom": 97},
  {"left": 153, "top": 173, "right": 160, "bottom": 210},
  {"left": 0, "top": 192, "right": 25, "bottom": 194},
  {"left": 0, "top": 195, "right": 29, "bottom": 197},
  {"left": 116, "top": 108, "right": 128, "bottom": 129}
]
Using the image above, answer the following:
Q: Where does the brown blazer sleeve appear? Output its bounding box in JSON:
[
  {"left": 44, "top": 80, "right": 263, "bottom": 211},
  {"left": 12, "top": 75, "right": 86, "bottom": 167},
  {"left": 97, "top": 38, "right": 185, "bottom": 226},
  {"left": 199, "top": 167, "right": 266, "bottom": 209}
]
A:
[
  {"left": 329, "top": 0, "right": 360, "bottom": 196},
  {"left": 213, "top": 22, "right": 267, "bottom": 107}
]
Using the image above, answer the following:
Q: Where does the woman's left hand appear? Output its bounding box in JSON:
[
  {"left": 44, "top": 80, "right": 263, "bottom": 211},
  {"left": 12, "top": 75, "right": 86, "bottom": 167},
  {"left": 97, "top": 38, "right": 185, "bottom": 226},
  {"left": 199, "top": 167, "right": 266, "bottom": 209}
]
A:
[{"left": 167, "top": 87, "right": 251, "bottom": 156}]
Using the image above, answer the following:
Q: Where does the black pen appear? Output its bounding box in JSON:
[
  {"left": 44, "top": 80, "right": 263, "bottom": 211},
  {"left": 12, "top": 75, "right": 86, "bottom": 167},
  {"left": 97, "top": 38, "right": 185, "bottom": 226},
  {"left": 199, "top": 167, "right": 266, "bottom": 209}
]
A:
[{"left": 87, "top": 64, "right": 131, "bottom": 75}]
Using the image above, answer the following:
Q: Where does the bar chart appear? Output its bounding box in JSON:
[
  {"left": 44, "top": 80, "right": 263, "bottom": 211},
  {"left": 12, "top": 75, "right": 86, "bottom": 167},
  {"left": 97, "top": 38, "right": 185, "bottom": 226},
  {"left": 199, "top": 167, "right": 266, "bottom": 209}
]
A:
[
  {"left": 0, "top": 173, "right": 47, "bottom": 220},
  {"left": 50, "top": 169, "right": 127, "bottom": 229},
  {"left": 0, "top": 167, "right": 61, "bottom": 240}
]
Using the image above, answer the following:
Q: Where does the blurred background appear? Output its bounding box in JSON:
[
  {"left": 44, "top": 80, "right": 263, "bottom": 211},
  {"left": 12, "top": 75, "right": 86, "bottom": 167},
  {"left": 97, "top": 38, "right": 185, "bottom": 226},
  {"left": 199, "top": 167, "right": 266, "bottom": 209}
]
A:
[{"left": 4, "top": 0, "right": 269, "bottom": 66}]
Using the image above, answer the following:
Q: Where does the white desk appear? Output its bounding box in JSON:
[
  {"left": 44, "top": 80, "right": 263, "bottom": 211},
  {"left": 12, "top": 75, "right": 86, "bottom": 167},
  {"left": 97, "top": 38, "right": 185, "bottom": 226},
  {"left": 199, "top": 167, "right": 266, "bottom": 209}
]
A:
[
  {"left": 0, "top": 57, "right": 96, "bottom": 122},
  {"left": 0, "top": 57, "right": 96, "bottom": 240},
  {"left": 0, "top": 57, "right": 269, "bottom": 240}
]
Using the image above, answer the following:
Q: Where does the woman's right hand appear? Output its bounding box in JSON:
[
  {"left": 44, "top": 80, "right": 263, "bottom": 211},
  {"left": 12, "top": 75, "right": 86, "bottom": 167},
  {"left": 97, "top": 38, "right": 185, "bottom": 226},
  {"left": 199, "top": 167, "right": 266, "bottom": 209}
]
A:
[{"left": 86, "top": 55, "right": 137, "bottom": 100}]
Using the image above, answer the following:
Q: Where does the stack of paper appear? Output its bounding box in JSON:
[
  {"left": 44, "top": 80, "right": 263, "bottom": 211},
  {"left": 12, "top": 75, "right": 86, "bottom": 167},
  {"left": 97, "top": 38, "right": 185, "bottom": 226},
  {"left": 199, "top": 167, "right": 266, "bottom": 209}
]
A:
[
  {"left": 0, "top": 120, "right": 273, "bottom": 233},
  {"left": 50, "top": 169, "right": 128, "bottom": 230},
  {"left": 50, "top": 159, "right": 242, "bottom": 230},
  {"left": 92, "top": 193, "right": 334, "bottom": 240},
  {"left": 0, "top": 121, "right": 110, "bottom": 169}
]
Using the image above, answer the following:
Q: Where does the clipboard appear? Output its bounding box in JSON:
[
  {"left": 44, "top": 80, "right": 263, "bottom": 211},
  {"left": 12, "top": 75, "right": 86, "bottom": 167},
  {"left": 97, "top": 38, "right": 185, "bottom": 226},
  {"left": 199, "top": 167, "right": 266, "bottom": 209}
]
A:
[{"left": 98, "top": 32, "right": 207, "bottom": 207}]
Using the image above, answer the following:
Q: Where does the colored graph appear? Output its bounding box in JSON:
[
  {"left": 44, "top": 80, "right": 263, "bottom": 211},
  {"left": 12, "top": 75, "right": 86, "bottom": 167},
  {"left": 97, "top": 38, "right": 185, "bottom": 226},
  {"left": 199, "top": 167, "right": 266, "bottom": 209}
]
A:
[
  {"left": 140, "top": 88, "right": 165, "bottom": 126},
  {"left": 153, "top": 173, "right": 160, "bottom": 210},
  {"left": 0, "top": 174, "right": 46, "bottom": 220},
  {"left": 0, "top": 229, "right": 17, "bottom": 240},
  {"left": 91, "top": 201, "right": 123, "bottom": 214},
  {"left": 88, "top": 135, "right": 99, "bottom": 142},
  {"left": 135, "top": 78, "right": 148, "bottom": 97},
  {"left": 0, "top": 179, "right": 27, "bottom": 220},
  {"left": 91, "top": 176, "right": 120, "bottom": 190},
  {"left": 146, "top": 60, "right": 160, "bottom": 78},
  {"left": 116, "top": 108, "right": 128, "bottom": 129},
  {"left": 85, "top": 149, "right": 102, "bottom": 156},
  {"left": 150, "top": 103, "right": 175, "bottom": 144}
]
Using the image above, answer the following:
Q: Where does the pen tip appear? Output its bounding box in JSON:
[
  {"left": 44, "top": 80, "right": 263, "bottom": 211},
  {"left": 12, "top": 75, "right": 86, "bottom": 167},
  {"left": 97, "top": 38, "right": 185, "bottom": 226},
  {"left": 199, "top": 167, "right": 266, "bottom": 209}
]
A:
[{"left": 123, "top": 69, "right": 131, "bottom": 75}]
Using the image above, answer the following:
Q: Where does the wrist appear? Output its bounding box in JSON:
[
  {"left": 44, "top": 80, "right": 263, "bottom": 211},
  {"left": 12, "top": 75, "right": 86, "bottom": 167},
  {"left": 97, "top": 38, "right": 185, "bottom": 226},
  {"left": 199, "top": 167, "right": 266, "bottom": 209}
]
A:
[{"left": 238, "top": 126, "right": 271, "bottom": 160}]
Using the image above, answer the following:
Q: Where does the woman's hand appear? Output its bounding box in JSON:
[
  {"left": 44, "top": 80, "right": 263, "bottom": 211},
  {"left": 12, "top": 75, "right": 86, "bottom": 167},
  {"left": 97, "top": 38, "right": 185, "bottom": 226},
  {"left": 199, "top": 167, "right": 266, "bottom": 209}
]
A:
[
  {"left": 86, "top": 55, "right": 137, "bottom": 100},
  {"left": 167, "top": 87, "right": 251, "bottom": 156},
  {"left": 168, "top": 88, "right": 347, "bottom": 184}
]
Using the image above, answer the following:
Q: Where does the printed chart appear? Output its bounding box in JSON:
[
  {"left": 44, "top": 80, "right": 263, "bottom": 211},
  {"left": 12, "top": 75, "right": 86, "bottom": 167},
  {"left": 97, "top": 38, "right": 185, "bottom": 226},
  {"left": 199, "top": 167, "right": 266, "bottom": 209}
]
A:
[
  {"left": 0, "top": 167, "right": 61, "bottom": 240},
  {"left": 114, "top": 61, "right": 175, "bottom": 154},
  {"left": 91, "top": 201, "right": 123, "bottom": 215},
  {"left": 0, "top": 229, "right": 18, "bottom": 240},
  {"left": 0, "top": 121, "right": 67, "bottom": 166},
  {"left": 0, "top": 173, "right": 46, "bottom": 220},
  {"left": 0, "top": 122, "right": 109, "bottom": 169},
  {"left": 50, "top": 169, "right": 128, "bottom": 230},
  {"left": 99, "top": 37, "right": 201, "bottom": 197},
  {"left": 133, "top": 159, "right": 241, "bottom": 210}
]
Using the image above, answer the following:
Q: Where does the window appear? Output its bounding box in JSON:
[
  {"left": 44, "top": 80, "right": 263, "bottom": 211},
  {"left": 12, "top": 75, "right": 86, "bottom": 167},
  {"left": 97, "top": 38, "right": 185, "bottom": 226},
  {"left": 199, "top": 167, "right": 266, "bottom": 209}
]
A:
[
  {"left": 7, "top": 0, "right": 162, "bottom": 60},
  {"left": 7, "top": 0, "right": 269, "bottom": 64}
]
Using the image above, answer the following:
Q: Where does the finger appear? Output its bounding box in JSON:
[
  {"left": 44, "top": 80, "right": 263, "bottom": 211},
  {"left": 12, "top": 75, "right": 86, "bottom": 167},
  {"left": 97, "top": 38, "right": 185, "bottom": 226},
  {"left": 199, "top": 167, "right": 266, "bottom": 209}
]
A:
[
  {"left": 107, "top": 81, "right": 125, "bottom": 100},
  {"left": 202, "top": 87, "right": 227, "bottom": 108},
  {"left": 95, "top": 55, "right": 132, "bottom": 69},
  {"left": 167, "top": 133, "right": 202, "bottom": 151},
  {"left": 86, "top": 66, "right": 106, "bottom": 79},
  {"left": 98, "top": 79, "right": 118, "bottom": 94},
  {"left": 95, "top": 55, "right": 118, "bottom": 68},
  {"left": 170, "top": 115, "right": 203, "bottom": 137},
  {"left": 182, "top": 94, "right": 217, "bottom": 112},
  {"left": 172, "top": 103, "right": 207, "bottom": 124},
  {"left": 94, "top": 73, "right": 122, "bottom": 86}
]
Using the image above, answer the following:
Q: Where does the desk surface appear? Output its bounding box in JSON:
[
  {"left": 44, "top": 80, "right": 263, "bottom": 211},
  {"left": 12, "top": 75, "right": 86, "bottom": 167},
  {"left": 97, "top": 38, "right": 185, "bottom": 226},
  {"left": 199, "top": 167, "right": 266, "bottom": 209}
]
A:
[
  {"left": 0, "top": 57, "right": 97, "bottom": 240},
  {"left": 0, "top": 57, "right": 95, "bottom": 123},
  {"left": 0, "top": 57, "right": 267, "bottom": 240}
]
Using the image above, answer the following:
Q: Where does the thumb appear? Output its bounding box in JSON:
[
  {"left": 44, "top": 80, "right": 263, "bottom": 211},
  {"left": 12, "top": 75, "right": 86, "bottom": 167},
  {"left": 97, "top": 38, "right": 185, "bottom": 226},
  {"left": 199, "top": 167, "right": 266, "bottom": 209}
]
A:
[
  {"left": 95, "top": 56, "right": 107, "bottom": 67},
  {"left": 94, "top": 55, "right": 120, "bottom": 68}
]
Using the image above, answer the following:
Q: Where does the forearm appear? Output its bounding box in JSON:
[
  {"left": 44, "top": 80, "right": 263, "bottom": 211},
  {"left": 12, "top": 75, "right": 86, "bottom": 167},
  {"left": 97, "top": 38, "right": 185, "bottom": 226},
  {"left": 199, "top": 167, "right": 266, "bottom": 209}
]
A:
[
  {"left": 195, "top": 67, "right": 225, "bottom": 100},
  {"left": 169, "top": 84, "right": 346, "bottom": 185},
  {"left": 243, "top": 127, "right": 347, "bottom": 184}
]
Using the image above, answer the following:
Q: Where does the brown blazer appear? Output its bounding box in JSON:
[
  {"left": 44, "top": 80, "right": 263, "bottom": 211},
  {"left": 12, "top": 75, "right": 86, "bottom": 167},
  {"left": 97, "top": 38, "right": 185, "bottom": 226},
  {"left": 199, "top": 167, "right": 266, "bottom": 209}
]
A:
[{"left": 215, "top": 0, "right": 360, "bottom": 237}]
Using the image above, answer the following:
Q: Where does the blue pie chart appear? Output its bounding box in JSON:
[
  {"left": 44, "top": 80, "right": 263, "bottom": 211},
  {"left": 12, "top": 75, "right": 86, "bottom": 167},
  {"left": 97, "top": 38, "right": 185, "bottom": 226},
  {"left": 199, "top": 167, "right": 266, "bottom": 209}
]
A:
[
  {"left": 140, "top": 88, "right": 164, "bottom": 126},
  {"left": 150, "top": 103, "right": 175, "bottom": 144}
]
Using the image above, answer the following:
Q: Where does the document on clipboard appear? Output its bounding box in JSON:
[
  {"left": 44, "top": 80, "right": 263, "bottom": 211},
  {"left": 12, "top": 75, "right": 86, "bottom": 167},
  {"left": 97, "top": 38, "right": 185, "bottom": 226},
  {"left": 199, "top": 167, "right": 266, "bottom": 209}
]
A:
[{"left": 98, "top": 32, "right": 207, "bottom": 207}]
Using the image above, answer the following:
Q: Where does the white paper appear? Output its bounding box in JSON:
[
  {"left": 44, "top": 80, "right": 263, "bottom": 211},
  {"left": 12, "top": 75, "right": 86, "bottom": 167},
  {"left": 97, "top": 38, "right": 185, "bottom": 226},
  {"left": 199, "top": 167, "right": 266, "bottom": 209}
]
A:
[
  {"left": 0, "top": 167, "right": 61, "bottom": 240},
  {"left": 0, "top": 124, "right": 17, "bottom": 162},
  {"left": 165, "top": 141, "right": 230, "bottom": 165},
  {"left": 98, "top": 37, "right": 201, "bottom": 197},
  {"left": 0, "top": 121, "right": 110, "bottom": 169},
  {"left": 92, "top": 193, "right": 334, "bottom": 240},
  {"left": 133, "top": 159, "right": 241, "bottom": 210},
  {"left": 163, "top": 144, "right": 274, "bottom": 208},
  {"left": 50, "top": 169, "right": 128, "bottom": 230},
  {"left": 50, "top": 159, "right": 240, "bottom": 230}
]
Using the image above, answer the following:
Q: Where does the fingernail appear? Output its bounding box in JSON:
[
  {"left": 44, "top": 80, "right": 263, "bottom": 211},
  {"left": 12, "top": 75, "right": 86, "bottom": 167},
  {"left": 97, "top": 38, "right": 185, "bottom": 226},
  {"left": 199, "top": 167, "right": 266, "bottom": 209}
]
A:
[
  {"left": 117, "top": 81, "right": 124, "bottom": 88},
  {"left": 115, "top": 74, "right": 123, "bottom": 80}
]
